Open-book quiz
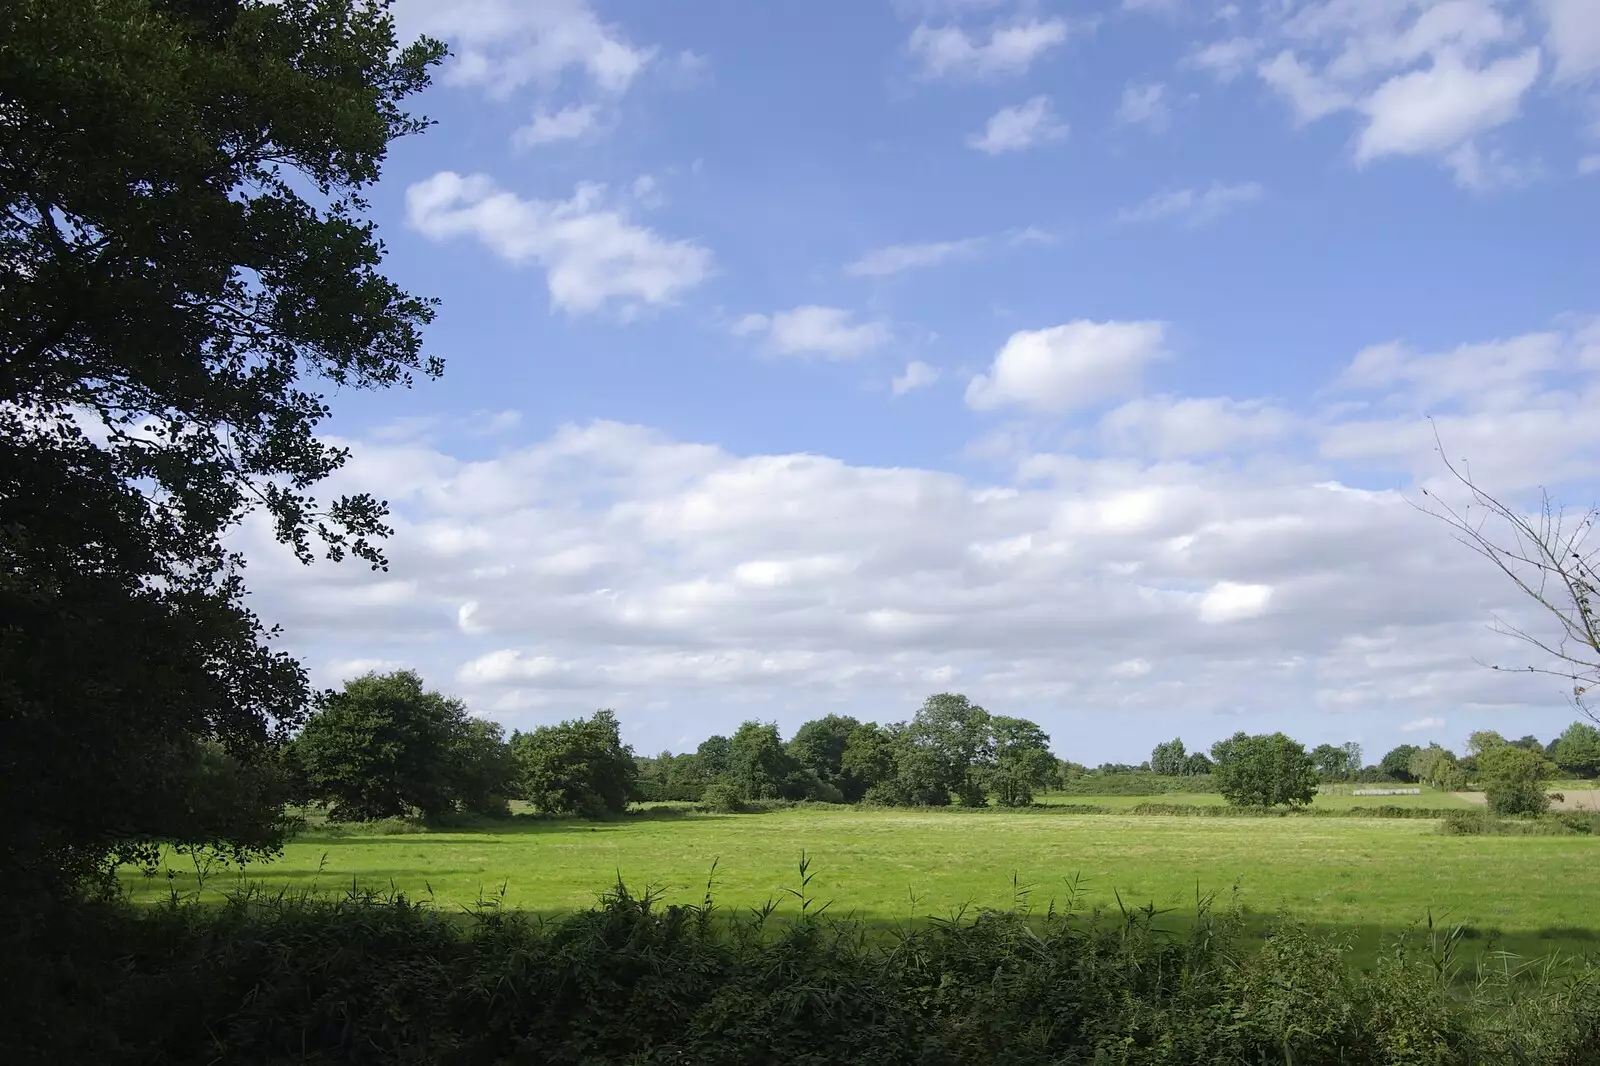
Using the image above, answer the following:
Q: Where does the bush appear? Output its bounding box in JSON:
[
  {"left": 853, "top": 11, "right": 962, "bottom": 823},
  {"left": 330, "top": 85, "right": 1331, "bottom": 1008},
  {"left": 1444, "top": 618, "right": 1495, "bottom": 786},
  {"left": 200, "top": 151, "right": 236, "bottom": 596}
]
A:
[
  {"left": 1053, "top": 773, "right": 1220, "bottom": 796},
  {"left": 9, "top": 883, "right": 1600, "bottom": 1064},
  {"left": 1485, "top": 781, "right": 1550, "bottom": 816},
  {"left": 699, "top": 782, "right": 745, "bottom": 813}
]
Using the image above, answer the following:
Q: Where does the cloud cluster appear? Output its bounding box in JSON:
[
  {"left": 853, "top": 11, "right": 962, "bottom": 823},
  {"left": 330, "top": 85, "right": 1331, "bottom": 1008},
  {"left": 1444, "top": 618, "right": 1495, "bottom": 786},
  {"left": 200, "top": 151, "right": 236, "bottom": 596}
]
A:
[
  {"left": 1118, "top": 182, "right": 1264, "bottom": 226},
  {"left": 1189, "top": 0, "right": 1594, "bottom": 187},
  {"left": 909, "top": 18, "right": 1071, "bottom": 79},
  {"left": 732, "top": 306, "right": 893, "bottom": 359},
  {"left": 239, "top": 317, "right": 1600, "bottom": 757},
  {"left": 405, "top": 172, "right": 713, "bottom": 315},
  {"left": 968, "top": 96, "right": 1070, "bottom": 154},
  {"left": 392, "top": 0, "right": 669, "bottom": 150}
]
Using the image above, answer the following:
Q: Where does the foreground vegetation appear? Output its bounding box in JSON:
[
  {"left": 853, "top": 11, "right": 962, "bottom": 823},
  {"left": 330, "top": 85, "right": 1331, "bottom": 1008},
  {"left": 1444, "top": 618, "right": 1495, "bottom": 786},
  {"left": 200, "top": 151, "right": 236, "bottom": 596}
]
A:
[
  {"left": 130, "top": 802, "right": 1600, "bottom": 966},
  {"left": 19, "top": 874, "right": 1600, "bottom": 1065}
]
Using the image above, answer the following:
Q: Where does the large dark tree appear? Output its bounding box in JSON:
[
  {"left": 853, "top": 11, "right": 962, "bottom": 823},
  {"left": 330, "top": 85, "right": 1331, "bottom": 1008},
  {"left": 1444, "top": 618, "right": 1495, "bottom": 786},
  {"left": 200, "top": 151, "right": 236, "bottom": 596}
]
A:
[
  {"left": 789, "top": 714, "right": 863, "bottom": 799},
  {"left": 293, "top": 671, "right": 502, "bottom": 822},
  {"left": 510, "top": 710, "right": 639, "bottom": 819},
  {"left": 0, "top": 0, "right": 444, "bottom": 891},
  {"left": 1210, "top": 732, "right": 1318, "bottom": 809},
  {"left": 910, "top": 693, "right": 993, "bottom": 807}
]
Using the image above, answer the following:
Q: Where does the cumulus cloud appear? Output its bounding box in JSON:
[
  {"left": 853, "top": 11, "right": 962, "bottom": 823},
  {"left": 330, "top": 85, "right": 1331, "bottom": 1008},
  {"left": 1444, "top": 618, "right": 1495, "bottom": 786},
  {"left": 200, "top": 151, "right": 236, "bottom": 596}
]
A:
[
  {"left": 966, "top": 320, "right": 1170, "bottom": 413},
  {"left": 1100, "top": 396, "right": 1293, "bottom": 457},
  {"left": 1540, "top": 0, "right": 1600, "bottom": 83},
  {"left": 846, "top": 237, "right": 987, "bottom": 276},
  {"left": 405, "top": 172, "right": 713, "bottom": 315},
  {"left": 1116, "top": 81, "right": 1171, "bottom": 129},
  {"left": 513, "top": 104, "right": 601, "bottom": 148},
  {"left": 1118, "top": 181, "right": 1263, "bottom": 226},
  {"left": 237, "top": 320, "right": 1600, "bottom": 754},
  {"left": 909, "top": 18, "right": 1070, "bottom": 79},
  {"left": 394, "top": 0, "right": 654, "bottom": 99},
  {"left": 392, "top": 0, "right": 658, "bottom": 149},
  {"left": 1192, "top": 0, "right": 1557, "bottom": 186},
  {"left": 892, "top": 360, "right": 942, "bottom": 395},
  {"left": 733, "top": 306, "right": 892, "bottom": 359},
  {"left": 968, "top": 96, "right": 1069, "bottom": 154}
]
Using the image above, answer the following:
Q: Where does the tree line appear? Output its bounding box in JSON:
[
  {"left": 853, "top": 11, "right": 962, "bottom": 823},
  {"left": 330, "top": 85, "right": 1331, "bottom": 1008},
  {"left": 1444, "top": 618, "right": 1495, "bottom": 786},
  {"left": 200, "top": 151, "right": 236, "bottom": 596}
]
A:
[{"left": 281, "top": 669, "right": 1600, "bottom": 821}]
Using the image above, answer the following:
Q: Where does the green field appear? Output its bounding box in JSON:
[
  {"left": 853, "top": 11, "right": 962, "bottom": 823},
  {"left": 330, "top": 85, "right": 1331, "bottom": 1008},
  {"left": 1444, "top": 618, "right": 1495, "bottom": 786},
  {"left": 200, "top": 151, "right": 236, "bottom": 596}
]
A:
[{"left": 129, "top": 797, "right": 1600, "bottom": 966}]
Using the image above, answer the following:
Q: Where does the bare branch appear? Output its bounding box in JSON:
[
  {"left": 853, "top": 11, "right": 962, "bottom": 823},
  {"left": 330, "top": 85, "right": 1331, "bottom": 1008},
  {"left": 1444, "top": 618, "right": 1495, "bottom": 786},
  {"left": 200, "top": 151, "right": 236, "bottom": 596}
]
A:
[{"left": 1410, "top": 420, "right": 1600, "bottom": 724}]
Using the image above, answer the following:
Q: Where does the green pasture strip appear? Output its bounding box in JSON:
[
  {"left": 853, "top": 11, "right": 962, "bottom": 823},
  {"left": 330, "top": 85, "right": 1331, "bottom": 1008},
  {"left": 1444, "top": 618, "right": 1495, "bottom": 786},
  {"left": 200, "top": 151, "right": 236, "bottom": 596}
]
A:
[{"left": 125, "top": 804, "right": 1600, "bottom": 966}]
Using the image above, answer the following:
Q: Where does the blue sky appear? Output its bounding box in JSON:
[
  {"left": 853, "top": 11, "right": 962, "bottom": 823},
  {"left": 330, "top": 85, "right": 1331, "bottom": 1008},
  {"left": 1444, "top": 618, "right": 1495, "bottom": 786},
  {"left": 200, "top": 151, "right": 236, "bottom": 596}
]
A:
[{"left": 250, "top": 0, "right": 1600, "bottom": 764}]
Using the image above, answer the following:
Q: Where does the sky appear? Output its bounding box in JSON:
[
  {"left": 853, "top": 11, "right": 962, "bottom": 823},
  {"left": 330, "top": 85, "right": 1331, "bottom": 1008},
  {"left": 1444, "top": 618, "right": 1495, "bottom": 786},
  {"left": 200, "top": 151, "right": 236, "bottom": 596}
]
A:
[{"left": 243, "top": 0, "right": 1600, "bottom": 764}]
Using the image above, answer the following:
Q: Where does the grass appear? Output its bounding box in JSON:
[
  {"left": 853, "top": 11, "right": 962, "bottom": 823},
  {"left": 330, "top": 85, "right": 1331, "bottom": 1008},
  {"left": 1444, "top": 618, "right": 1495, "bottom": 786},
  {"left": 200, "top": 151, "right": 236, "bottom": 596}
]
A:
[{"left": 127, "top": 796, "right": 1600, "bottom": 968}]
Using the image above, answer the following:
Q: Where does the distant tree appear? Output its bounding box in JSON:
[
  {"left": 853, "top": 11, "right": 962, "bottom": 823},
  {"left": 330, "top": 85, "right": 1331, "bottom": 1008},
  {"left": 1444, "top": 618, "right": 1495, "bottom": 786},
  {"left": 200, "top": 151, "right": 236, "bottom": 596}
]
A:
[
  {"left": 1477, "top": 742, "right": 1556, "bottom": 815},
  {"left": 988, "top": 716, "right": 1055, "bottom": 807},
  {"left": 1210, "top": 732, "right": 1318, "bottom": 808},
  {"left": 1310, "top": 742, "right": 1360, "bottom": 782},
  {"left": 845, "top": 723, "right": 949, "bottom": 806},
  {"left": 696, "top": 735, "right": 731, "bottom": 778},
  {"left": 1407, "top": 744, "right": 1467, "bottom": 791},
  {"left": 789, "top": 714, "right": 863, "bottom": 798},
  {"left": 510, "top": 710, "right": 638, "bottom": 818},
  {"left": 1512, "top": 735, "right": 1545, "bottom": 752},
  {"left": 1378, "top": 744, "right": 1421, "bottom": 782},
  {"left": 1468, "top": 731, "right": 1509, "bottom": 756},
  {"left": 1150, "top": 738, "right": 1187, "bottom": 776},
  {"left": 1551, "top": 722, "right": 1600, "bottom": 779},
  {"left": 910, "top": 693, "right": 994, "bottom": 807},
  {"left": 447, "top": 717, "right": 517, "bottom": 817},
  {"left": 295, "top": 671, "right": 467, "bottom": 822},
  {"left": 727, "top": 721, "right": 799, "bottom": 801},
  {"left": 1183, "top": 751, "right": 1214, "bottom": 776}
]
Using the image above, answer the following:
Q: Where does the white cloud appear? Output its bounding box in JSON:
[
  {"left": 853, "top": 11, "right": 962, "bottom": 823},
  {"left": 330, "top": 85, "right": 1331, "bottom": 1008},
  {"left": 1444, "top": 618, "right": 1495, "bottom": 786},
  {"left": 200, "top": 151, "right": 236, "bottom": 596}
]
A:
[
  {"left": 1101, "top": 396, "right": 1293, "bottom": 457},
  {"left": 394, "top": 0, "right": 654, "bottom": 99},
  {"left": 405, "top": 171, "right": 713, "bottom": 315},
  {"left": 1193, "top": 2, "right": 1555, "bottom": 186},
  {"left": 1118, "top": 181, "right": 1264, "bottom": 225},
  {"left": 512, "top": 104, "right": 601, "bottom": 148},
  {"left": 1355, "top": 49, "right": 1542, "bottom": 164},
  {"left": 1582, "top": 153, "right": 1600, "bottom": 174},
  {"left": 238, "top": 320, "right": 1600, "bottom": 755},
  {"left": 1198, "top": 581, "right": 1274, "bottom": 623},
  {"left": 892, "top": 361, "right": 943, "bottom": 395},
  {"left": 1116, "top": 81, "right": 1171, "bottom": 129},
  {"left": 733, "top": 306, "right": 891, "bottom": 359},
  {"left": 1188, "top": 36, "right": 1259, "bottom": 81},
  {"left": 845, "top": 237, "right": 986, "bottom": 276},
  {"left": 1401, "top": 715, "right": 1447, "bottom": 732},
  {"left": 909, "top": 19, "right": 1070, "bottom": 79},
  {"left": 968, "top": 96, "right": 1069, "bottom": 154},
  {"left": 1259, "top": 51, "right": 1354, "bottom": 123},
  {"left": 966, "top": 320, "right": 1170, "bottom": 414},
  {"left": 1541, "top": 0, "right": 1600, "bottom": 83}
]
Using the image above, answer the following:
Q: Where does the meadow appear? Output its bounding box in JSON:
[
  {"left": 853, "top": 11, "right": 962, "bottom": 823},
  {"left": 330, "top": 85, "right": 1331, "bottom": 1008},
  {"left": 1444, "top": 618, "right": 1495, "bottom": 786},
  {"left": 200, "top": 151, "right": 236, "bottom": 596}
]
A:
[{"left": 130, "top": 790, "right": 1600, "bottom": 966}]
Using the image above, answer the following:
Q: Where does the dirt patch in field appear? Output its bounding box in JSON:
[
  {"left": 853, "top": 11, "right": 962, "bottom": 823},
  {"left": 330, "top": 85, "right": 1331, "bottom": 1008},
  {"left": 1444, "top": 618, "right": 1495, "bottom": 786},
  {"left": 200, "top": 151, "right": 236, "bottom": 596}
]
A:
[{"left": 1453, "top": 790, "right": 1600, "bottom": 811}]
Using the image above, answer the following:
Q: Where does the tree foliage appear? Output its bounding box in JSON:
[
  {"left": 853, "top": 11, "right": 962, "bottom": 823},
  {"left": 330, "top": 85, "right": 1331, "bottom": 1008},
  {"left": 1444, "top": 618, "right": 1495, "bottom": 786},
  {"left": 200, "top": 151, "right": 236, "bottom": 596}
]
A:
[
  {"left": 1150, "top": 738, "right": 1187, "bottom": 776},
  {"left": 510, "top": 710, "right": 639, "bottom": 819},
  {"left": 1378, "top": 744, "right": 1421, "bottom": 783},
  {"left": 1477, "top": 742, "right": 1555, "bottom": 815},
  {"left": 910, "top": 693, "right": 994, "bottom": 807},
  {"left": 0, "top": 0, "right": 444, "bottom": 891},
  {"left": 1407, "top": 744, "right": 1467, "bottom": 791},
  {"left": 1551, "top": 721, "right": 1600, "bottom": 778},
  {"left": 788, "top": 714, "right": 863, "bottom": 799},
  {"left": 987, "top": 716, "right": 1055, "bottom": 807},
  {"left": 1210, "top": 732, "right": 1318, "bottom": 808},
  {"left": 293, "top": 671, "right": 507, "bottom": 821},
  {"left": 1310, "top": 742, "right": 1361, "bottom": 782}
]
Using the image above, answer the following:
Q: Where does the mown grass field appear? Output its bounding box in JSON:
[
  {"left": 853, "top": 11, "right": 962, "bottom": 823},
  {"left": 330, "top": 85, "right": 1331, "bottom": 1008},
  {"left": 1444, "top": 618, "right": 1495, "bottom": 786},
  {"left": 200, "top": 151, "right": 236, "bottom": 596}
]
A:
[{"left": 127, "top": 792, "right": 1600, "bottom": 967}]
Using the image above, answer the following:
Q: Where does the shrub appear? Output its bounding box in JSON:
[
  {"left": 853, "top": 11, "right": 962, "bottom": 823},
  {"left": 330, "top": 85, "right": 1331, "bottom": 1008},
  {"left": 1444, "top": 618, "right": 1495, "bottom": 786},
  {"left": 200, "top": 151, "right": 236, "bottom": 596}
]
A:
[
  {"left": 10, "top": 882, "right": 1600, "bottom": 1064},
  {"left": 1485, "top": 781, "right": 1550, "bottom": 816},
  {"left": 699, "top": 782, "right": 745, "bottom": 813}
]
